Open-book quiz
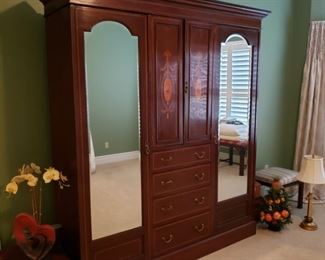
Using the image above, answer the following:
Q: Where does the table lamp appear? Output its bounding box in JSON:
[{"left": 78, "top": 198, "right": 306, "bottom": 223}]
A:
[{"left": 297, "top": 155, "right": 325, "bottom": 231}]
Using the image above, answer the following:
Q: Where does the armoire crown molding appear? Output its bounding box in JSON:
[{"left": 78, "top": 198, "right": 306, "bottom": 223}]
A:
[{"left": 40, "top": 0, "right": 270, "bottom": 22}]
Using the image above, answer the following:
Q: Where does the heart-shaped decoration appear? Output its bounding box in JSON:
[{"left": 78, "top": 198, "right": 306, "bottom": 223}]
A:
[{"left": 13, "top": 213, "right": 56, "bottom": 260}]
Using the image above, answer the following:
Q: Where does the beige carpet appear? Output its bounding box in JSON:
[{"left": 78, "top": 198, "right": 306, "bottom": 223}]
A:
[
  {"left": 90, "top": 159, "right": 142, "bottom": 240},
  {"left": 201, "top": 204, "right": 325, "bottom": 260},
  {"left": 218, "top": 163, "right": 247, "bottom": 201}
]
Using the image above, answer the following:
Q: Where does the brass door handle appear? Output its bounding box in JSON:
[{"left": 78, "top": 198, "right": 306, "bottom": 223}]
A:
[
  {"left": 161, "top": 234, "right": 174, "bottom": 244},
  {"left": 195, "top": 172, "right": 205, "bottom": 181},
  {"left": 145, "top": 142, "right": 150, "bottom": 155},
  {"left": 194, "top": 196, "right": 205, "bottom": 205},
  {"left": 194, "top": 152, "right": 206, "bottom": 159},
  {"left": 161, "top": 156, "right": 173, "bottom": 162},
  {"left": 194, "top": 224, "right": 205, "bottom": 233},
  {"left": 161, "top": 179, "right": 174, "bottom": 186},
  {"left": 161, "top": 205, "right": 174, "bottom": 212},
  {"left": 184, "top": 81, "right": 189, "bottom": 94}
]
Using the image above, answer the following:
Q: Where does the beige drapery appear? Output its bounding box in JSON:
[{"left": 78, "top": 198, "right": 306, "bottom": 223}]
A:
[{"left": 294, "top": 21, "right": 325, "bottom": 201}]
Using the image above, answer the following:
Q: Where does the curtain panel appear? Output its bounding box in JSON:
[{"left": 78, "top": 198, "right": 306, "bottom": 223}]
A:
[{"left": 294, "top": 21, "right": 325, "bottom": 201}]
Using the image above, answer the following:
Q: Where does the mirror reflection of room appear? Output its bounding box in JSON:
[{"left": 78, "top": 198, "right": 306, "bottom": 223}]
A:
[
  {"left": 218, "top": 34, "right": 252, "bottom": 202},
  {"left": 84, "top": 22, "right": 142, "bottom": 240}
]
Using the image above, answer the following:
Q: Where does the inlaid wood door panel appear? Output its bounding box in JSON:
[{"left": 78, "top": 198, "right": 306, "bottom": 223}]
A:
[
  {"left": 185, "top": 22, "right": 213, "bottom": 143},
  {"left": 149, "top": 16, "right": 184, "bottom": 148}
]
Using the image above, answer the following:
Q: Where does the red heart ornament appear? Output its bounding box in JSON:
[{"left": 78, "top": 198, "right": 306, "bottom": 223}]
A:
[{"left": 13, "top": 213, "right": 56, "bottom": 260}]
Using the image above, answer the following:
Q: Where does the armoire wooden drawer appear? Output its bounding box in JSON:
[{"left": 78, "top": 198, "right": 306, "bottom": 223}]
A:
[
  {"left": 152, "top": 144, "right": 210, "bottom": 171},
  {"left": 153, "top": 187, "right": 210, "bottom": 224},
  {"left": 153, "top": 212, "right": 211, "bottom": 256},
  {"left": 153, "top": 164, "right": 211, "bottom": 196}
]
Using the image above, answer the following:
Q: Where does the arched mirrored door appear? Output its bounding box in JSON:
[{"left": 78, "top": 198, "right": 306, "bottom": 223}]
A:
[
  {"left": 84, "top": 21, "right": 142, "bottom": 240},
  {"left": 217, "top": 34, "right": 252, "bottom": 202}
]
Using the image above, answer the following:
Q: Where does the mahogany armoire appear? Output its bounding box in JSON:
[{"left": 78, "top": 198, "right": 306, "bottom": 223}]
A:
[{"left": 40, "top": 0, "right": 269, "bottom": 259}]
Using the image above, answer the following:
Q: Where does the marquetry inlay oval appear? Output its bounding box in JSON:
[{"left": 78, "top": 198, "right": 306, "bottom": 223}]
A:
[
  {"left": 194, "top": 79, "right": 203, "bottom": 100},
  {"left": 161, "top": 50, "right": 176, "bottom": 120},
  {"left": 163, "top": 78, "right": 173, "bottom": 104}
]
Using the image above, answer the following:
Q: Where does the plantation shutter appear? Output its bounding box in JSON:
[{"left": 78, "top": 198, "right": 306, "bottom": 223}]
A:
[
  {"left": 219, "top": 49, "right": 228, "bottom": 120},
  {"left": 219, "top": 40, "right": 252, "bottom": 124}
]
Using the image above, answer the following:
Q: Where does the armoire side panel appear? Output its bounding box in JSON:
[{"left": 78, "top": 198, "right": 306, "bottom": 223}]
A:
[
  {"left": 149, "top": 16, "right": 184, "bottom": 148},
  {"left": 186, "top": 22, "right": 213, "bottom": 143},
  {"left": 45, "top": 6, "right": 82, "bottom": 259}
]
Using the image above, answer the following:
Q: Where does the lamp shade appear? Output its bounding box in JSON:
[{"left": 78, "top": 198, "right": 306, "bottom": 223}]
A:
[{"left": 297, "top": 155, "right": 325, "bottom": 184}]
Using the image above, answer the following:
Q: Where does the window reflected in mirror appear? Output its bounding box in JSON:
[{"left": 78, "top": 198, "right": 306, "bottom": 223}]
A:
[
  {"left": 218, "top": 34, "right": 252, "bottom": 202},
  {"left": 84, "top": 21, "right": 142, "bottom": 239}
]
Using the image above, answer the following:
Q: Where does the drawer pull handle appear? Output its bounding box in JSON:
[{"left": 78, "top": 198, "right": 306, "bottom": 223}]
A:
[
  {"left": 194, "top": 224, "right": 205, "bottom": 233},
  {"left": 194, "top": 196, "right": 205, "bottom": 205},
  {"left": 161, "top": 234, "right": 174, "bottom": 244},
  {"left": 195, "top": 172, "right": 205, "bottom": 181},
  {"left": 161, "top": 179, "right": 174, "bottom": 186},
  {"left": 161, "top": 205, "right": 174, "bottom": 212},
  {"left": 161, "top": 156, "right": 173, "bottom": 162},
  {"left": 194, "top": 152, "right": 206, "bottom": 159}
]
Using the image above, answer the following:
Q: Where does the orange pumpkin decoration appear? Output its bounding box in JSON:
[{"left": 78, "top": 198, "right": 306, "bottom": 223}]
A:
[
  {"left": 265, "top": 213, "right": 272, "bottom": 222},
  {"left": 281, "top": 210, "right": 289, "bottom": 218},
  {"left": 273, "top": 211, "right": 281, "bottom": 220}
]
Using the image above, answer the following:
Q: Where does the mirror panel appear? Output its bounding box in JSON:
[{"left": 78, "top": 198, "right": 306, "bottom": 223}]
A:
[
  {"left": 84, "top": 21, "right": 142, "bottom": 239},
  {"left": 217, "top": 34, "right": 252, "bottom": 202}
]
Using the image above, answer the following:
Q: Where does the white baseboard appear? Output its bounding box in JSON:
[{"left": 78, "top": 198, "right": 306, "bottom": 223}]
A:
[{"left": 96, "top": 151, "right": 140, "bottom": 165}]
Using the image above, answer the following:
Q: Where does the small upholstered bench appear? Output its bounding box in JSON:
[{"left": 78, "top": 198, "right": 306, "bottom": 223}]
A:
[{"left": 256, "top": 167, "right": 304, "bottom": 208}]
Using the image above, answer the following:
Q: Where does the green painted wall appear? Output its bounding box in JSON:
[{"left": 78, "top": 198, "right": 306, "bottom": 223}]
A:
[
  {"left": 0, "top": 0, "right": 53, "bottom": 247},
  {"left": 221, "top": 0, "right": 311, "bottom": 169},
  {"left": 85, "top": 22, "right": 140, "bottom": 156},
  {"left": 0, "top": 0, "right": 314, "bottom": 248},
  {"left": 311, "top": 0, "right": 325, "bottom": 20}
]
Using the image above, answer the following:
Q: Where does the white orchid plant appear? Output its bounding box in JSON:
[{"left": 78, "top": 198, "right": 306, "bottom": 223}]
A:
[{"left": 4, "top": 163, "right": 69, "bottom": 224}]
